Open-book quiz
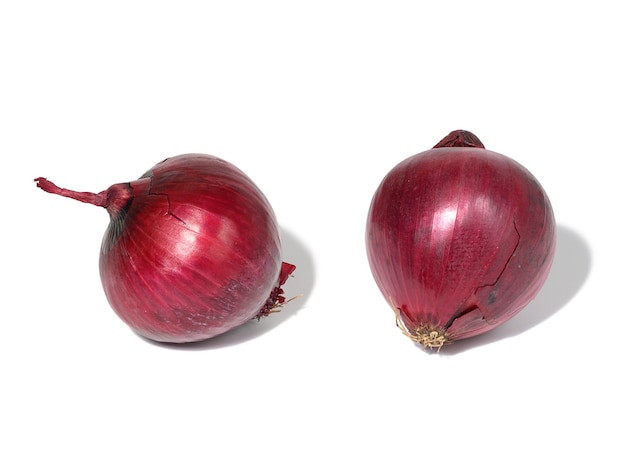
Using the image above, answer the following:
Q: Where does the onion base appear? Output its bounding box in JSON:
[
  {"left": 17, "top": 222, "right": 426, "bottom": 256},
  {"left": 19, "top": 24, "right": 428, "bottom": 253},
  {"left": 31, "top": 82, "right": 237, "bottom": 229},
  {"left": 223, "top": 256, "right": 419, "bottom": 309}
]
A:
[
  {"left": 254, "top": 262, "right": 298, "bottom": 320},
  {"left": 393, "top": 308, "right": 450, "bottom": 351}
]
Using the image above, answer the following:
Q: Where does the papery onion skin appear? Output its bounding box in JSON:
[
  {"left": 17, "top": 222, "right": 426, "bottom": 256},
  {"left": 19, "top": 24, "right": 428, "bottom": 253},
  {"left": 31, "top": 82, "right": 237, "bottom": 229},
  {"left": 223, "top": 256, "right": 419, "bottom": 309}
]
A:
[
  {"left": 365, "top": 131, "right": 556, "bottom": 349},
  {"left": 35, "top": 154, "right": 295, "bottom": 343}
]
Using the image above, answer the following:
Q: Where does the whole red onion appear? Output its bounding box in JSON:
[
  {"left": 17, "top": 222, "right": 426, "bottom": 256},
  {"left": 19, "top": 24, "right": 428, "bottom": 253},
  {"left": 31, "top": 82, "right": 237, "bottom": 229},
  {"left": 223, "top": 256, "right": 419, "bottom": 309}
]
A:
[
  {"left": 366, "top": 131, "right": 556, "bottom": 350},
  {"left": 35, "top": 154, "right": 295, "bottom": 343}
]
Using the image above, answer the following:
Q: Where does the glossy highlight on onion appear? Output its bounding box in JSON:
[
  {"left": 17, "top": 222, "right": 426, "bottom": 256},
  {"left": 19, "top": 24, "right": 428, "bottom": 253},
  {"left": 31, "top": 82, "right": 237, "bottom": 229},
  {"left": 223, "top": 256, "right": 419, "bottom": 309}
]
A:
[
  {"left": 366, "top": 131, "right": 556, "bottom": 350},
  {"left": 35, "top": 154, "right": 296, "bottom": 343}
]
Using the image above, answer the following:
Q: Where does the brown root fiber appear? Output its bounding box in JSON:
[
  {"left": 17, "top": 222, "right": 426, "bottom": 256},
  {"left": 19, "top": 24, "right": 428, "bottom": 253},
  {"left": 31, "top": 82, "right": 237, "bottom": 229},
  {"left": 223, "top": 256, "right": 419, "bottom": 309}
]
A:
[{"left": 393, "top": 308, "right": 451, "bottom": 351}]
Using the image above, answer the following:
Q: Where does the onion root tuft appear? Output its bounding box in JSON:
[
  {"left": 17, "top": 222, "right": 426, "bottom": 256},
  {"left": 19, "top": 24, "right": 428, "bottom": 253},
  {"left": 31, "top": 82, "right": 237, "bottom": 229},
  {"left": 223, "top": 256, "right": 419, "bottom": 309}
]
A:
[{"left": 393, "top": 308, "right": 450, "bottom": 351}]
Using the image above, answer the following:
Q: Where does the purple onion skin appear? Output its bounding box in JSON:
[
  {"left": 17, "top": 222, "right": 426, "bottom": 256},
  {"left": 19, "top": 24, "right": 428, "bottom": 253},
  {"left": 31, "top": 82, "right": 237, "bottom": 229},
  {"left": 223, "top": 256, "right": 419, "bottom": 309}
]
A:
[
  {"left": 366, "top": 131, "right": 556, "bottom": 349},
  {"left": 36, "top": 154, "right": 295, "bottom": 343}
]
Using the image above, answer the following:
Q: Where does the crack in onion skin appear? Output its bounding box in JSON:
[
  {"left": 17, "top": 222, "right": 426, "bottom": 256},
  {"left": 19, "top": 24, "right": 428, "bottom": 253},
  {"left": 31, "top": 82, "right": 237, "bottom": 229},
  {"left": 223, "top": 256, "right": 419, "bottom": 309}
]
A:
[
  {"left": 35, "top": 154, "right": 296, "bottom": 343},
  {"left": 366, "top": 130, "right": 556, "bottom": 349}
]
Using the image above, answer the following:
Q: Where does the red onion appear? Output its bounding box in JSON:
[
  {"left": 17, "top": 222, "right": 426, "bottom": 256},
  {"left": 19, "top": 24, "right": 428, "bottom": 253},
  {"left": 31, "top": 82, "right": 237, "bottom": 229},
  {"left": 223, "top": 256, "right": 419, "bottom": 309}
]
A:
[
  {"left": 35, "top": 154, "right": 295, "bottom": 343},
  {"left": 366, "top": 131, "right": 556, "bottom": 350}
]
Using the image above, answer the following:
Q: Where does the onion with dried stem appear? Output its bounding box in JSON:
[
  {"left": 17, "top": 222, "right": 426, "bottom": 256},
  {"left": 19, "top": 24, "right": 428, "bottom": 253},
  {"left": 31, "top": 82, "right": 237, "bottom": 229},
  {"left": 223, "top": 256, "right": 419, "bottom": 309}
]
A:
[{"left": 35, "top": 154, "right": 296, "bottom": 343}]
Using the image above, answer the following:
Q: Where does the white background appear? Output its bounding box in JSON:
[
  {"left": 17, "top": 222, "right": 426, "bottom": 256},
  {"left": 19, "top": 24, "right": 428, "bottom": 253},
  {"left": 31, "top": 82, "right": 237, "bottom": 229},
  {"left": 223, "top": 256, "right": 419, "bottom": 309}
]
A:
[{"left": 1, "top": 1, "right": 623, "bottom": 448}]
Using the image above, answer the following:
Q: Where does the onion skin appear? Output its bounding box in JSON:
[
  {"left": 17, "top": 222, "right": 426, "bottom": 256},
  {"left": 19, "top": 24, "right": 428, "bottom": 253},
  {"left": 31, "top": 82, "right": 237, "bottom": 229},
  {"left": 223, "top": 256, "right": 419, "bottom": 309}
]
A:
[
  {"left": 366, "top": 131, "right": 556, "bottom": 349},
  {"left": 35, "top": 154, "right": 295, "bottom": 343}
]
